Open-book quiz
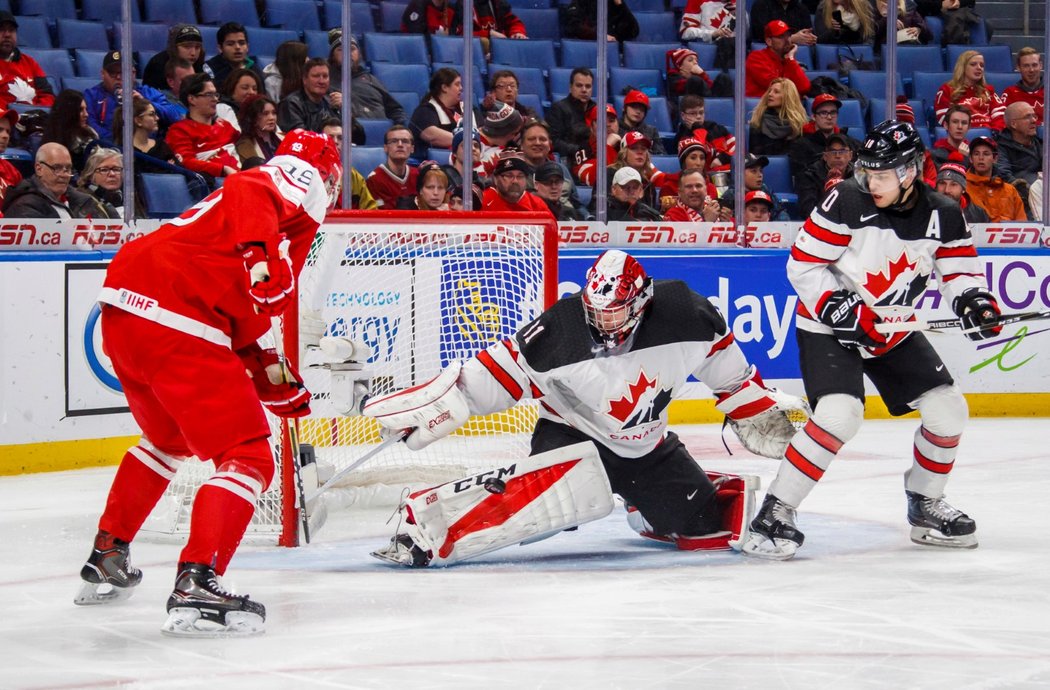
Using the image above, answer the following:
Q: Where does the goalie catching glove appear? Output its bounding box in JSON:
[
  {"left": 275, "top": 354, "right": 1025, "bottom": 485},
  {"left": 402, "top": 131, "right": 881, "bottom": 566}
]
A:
[
  {"left": 953, "top": 288, "right": 1002, "bottom": 341},
  {"left": 715, "top": 366, "right": 810, "bottom": 459},
  {"left": 362, "top": 362, "right": 469, "bottom": 451},
  {"left": 238, "top": 343, "right": 311, "bottom": 417},
  {"left": 241, "top": 236, "right": 295, "bottom": 315}
]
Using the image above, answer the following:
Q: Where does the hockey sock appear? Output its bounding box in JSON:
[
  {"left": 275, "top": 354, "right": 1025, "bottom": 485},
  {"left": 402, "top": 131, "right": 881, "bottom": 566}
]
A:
[
  {"left": 179, "top": 470, "right": 260, "bottom": 575},
  {"left": 905, "top": 384, "right": 966, "bottom": 498},
  {"left": 98, "top": 444, "right": 181, "bottom": 542}
]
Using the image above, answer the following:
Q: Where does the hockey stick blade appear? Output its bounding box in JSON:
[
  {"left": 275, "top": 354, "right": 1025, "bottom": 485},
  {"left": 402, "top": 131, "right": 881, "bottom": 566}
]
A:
[
  {"left": 875, "top": 310, "right": 1050, "bottom": 335},
  {"left": 305, "top": 431, "right": 408, "bottom": 504}
]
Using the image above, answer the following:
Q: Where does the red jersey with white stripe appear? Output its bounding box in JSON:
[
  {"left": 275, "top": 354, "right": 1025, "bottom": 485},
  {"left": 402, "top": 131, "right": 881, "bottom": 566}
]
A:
[
  {"left": 787, "top": 178, "right": 986, "bottom": 356},
  {"left": 457, "top": 280, "right": 756, "bottom": 458},
  {"left": 933, "top": 83, "right": 1006, "bottom": 130},
  {"left": 102, "top": 155, "right": 328, "bottom": 350}
]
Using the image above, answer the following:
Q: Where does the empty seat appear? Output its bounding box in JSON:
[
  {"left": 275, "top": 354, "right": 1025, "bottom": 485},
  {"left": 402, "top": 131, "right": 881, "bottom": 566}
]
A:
[
  {"left": 349, "top": 146, "right": 387, "bottom": 176},
  {"left": 113, "top": 23, "right": 170, "bottom": 55},
  {"left": 685, "top": 42, "right": 719, "bottom": 70},
  {"left": 763, "top": 156, "right": 796, "bottom": 210},
  {"left": 57, "top": 19, "right": 110, "bottom": 52},
  {"left": 379, "top": 3, "right": 408, "bottom": 32},
  {"left": 849, "top": 70, "right": 905, "bottom": 98},
  {"left": 143, "top": 0, "right": 198, "bottom": 25},
  {"left": 303, "top": 30, "right": 330, "bottom": 59},
  {"left": 622, "top": 42, "right": 681, "bottom": 71},
  {"left": 808, "top": 98, "right": 865, "bottom": 129},
  {"left": 609, "top": 67, "right": 662, "bottom": 97},
  {"left": 911, "top": 71, "right": 952, "bottom": 108},
  {"left": 559, "top": 39, "right": 618, "bottom": 68},
  {"left": 81, "top": 0, "right": 140, "bottom": 21},
  {"left": 200, "top": 0, "right": 260, "bottom": 27},
  {"left": 390, "top": 90, "right": 420, "bottom": 114},
  {"left": 263, "top": 0, "right": 321, "bottom": 31},
  {"left": 362, "top": 33, "right": 428, "bottom": 65},
  {"left": 370, "top": 62, "right": 430, "bottom": 100},
  {"left": 249, "top": 28, "right": 302, "bottom": 57},
  {"left": 430, "top": 35, "right": 486, "bottom": 68},
  {"left": 139, "top": 173, "right": 196, "bottom": 219},
  {"left": 516, "top": 92, "right": 544, "bottom": 114},
  {"left": 13, "top": 15, "right": 52, "bottom": 49},
  {"left": 488, "top": 63, "right": 548, "bottom": 100},
  {"left": 984, "top": 71, "right": 1018, "bottom": 94},
  {"left": 358, "top": 118, "right": 393, "bottom": 146},
  {"left": 30, "top": 48, "right": 73, "bottom": 80},
  {"left": 490, "top": 38, "right": 556, "bottom": 70},
  {"left": 513, "top": 8, "right": 560, "bottom": 41},
  {"left": 323, "top": 1, "right": 376, "bottom": 33},
  {"left": 651, "top": 154, "right": 680, "bottom": 172},
  {"left": 703, "top": 98, "right": 734, "bottom": 125},
  {"left": 17, "top": 0, "right": 77, "bottom": 21},
  {"left": 814, "top": 44, "right": 876, "bottom": 72},
  {"left": 74, "top": 49, "right": 109, "bottom": 77},
  {"left": 632, "top": 12, "right": 679, "bottom": 42},
  {"left": 892, "top": 45, "right": 946, "bottom": 84},
  {"left": 62, "top": 75, "right": 99, "bottom": 92},
  {"left": 426, "top": 148, "right": 452, "bottom": 165}
]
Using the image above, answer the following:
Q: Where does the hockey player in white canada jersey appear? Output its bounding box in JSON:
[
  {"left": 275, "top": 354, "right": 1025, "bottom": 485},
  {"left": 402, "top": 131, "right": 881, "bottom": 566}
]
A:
[
  {"left": 363, "top": 249, "right": 809, "bottom": 567},
  {"left": 742, "top": 120, "right": 1003, "bottom": 561}
]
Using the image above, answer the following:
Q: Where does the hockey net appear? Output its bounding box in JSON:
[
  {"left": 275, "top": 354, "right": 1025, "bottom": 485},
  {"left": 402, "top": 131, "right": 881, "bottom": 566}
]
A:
[{"left": 143, "top": 211, "right": 558, "bottom": 546}]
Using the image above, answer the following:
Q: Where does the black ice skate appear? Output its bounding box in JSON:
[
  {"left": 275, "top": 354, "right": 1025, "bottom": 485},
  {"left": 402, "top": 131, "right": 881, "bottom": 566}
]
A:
[
  {"left": 161, "top": 563, "right": 266, "bottom": 637},
  {"left": 74, "top": 531, "right": 142, "bottom": 605},
  {"left": 906, "top": 491, "right": 978, "bottom": 549},
  {"left": 371, "top": 533, "right": 432, "bottom": 567},
  {"left": 740, "top": 493, "right": 805, "bottom": 561}
]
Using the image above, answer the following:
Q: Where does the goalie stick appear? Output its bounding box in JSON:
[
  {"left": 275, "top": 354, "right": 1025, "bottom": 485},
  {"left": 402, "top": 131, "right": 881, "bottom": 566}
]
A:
[
  {"left": 875, "top": 310, "right": 1050, "bottom": 335},
  {"left": 304, "top": 431, "right": 408, "bottom": 504},
  {"left": 270, "top": 317, "right": 312, "bottom": 545}
]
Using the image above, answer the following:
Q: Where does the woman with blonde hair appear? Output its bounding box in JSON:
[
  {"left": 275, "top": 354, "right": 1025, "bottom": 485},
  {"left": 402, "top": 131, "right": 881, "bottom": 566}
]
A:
[
  {"left": 934, "top": 50, "right": 1005, "bottom": 130},
  {"left": 815, "top": 0, "right": 876, "bottom": 45},
  {"left": 749, "top": 78, "right": 808, "bottom": 155}
]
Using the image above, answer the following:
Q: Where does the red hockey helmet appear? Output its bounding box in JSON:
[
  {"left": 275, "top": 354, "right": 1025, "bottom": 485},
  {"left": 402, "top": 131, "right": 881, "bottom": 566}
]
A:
[
  {"left": 582, "top": 250, "right": 653, "bottom": 347},
  {"left": 277, "top": 128, "right": 343, "bottom": 208}
]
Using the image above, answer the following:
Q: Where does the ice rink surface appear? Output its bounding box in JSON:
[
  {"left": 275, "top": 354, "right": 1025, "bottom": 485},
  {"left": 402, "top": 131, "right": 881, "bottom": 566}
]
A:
[{"left": 1, "top": 418, "right": 1048, "bottom": 690}]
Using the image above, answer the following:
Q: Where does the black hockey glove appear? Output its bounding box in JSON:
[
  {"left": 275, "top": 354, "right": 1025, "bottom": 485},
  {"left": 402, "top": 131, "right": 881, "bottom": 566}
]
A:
[
  {"left": 953, "top": 288, "right": 1002, "bottom": 341},
  {"left": 817, "top": 290, "right": 888, "bottom": 349}
]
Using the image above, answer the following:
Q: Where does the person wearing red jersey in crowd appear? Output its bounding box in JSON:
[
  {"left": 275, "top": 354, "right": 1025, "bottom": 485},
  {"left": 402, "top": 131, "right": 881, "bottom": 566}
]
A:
[
  {"left": 166, "top": 73, "right": 241, "bottom": 183},
  {"left": 664, "top": 167, "right": 720, "bottom": 222},
  {"left": 934, "top": 50, "right": 1006, "bottom": 131},
  {"left": 0, "top": 11, "right": 54, "bottom": 110},
  {"left": 483, "top": 149, "right": 551, "bottom": 215},
  {"left": 402, "top": 0, "right": 456, "bottom": 35},
  {"left": 936, "top": 152, "right": 990, "bottom": 224},
  {"left": 666, "top": 48, "right": 714, "bottom": 100},
  {"left": 931, "top": 104, "right": 972, "bottom": 168},
  {"left": 745, "top": 20, "right": 810, "bottom": 98},
  {"left": 0, "top": 107, "right": 21, "bottom": 198},
  {"left": 479, "top": 101, "right": 524, "bottom": 173},
  {"left": 656, "top": 134, "right": 720, "bottom": 206},
  {"left": 619, "top": 90, "right": 666, "bottom": 155},
  {"left": 452, "top": 0, "right": 528, "bottom": 56},
  {"left": 680, "top": 0, "right": 736, "bottom": 71},
  {"left": 73, "top": 130, "right": 342, "bottom": 637},
  {"left": 573, "top": 103, "right": 620, "bottom": 186},
  {"left": 893, "top": 98, "right": 939, "bottom": 187},
  {"left": 1002, "top": 47, "right": 1044, "bottom": 126},
  {"left": 367, "top": 124, "right": 419, "bottom": 209}
]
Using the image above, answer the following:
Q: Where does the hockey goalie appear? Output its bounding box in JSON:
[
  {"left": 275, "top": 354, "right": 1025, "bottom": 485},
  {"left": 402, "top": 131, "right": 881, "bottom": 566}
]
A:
[{"left": 361, "top": 250, "right": 809, "bottom": 567}]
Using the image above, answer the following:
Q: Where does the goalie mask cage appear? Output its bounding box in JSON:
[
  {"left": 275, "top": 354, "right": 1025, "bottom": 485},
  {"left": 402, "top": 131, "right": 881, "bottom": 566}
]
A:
[{"left": 143, "top": 211, "right": 559, "bottom": 546}]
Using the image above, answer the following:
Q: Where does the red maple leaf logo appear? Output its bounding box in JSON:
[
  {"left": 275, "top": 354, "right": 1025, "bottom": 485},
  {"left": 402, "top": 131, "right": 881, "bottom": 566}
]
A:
[
  {"left": 608, "top": 371, "right": 656, "bottom": 423},
  {"left": 863, "top": 251, "right": 917, "bottom": 298}
]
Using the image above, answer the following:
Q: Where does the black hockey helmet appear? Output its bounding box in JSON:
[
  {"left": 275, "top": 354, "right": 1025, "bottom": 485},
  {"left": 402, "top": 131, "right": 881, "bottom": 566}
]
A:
[{"left": 856, "top": 120, "right": 925, "bottom": 172}]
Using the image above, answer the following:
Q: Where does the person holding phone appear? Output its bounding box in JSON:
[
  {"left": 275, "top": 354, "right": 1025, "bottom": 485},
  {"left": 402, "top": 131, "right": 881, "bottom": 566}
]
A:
[{"left": 815, "top": 0, "right": 876, "bottom": 44}]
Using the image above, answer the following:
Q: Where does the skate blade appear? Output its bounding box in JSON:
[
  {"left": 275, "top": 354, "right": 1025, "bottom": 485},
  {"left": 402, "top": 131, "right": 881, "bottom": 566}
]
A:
[
  {"left": 370, "top": 547, "right": 415, "bottom": 567},
  {"left": 739, "top": 534, "right": 799, "bottom": 561},
  {"left": 161, "top": 607, "right": 265, "bottom": 638},
  {"left": 73, "top": 580, "right": 136, "bottom": 606},
  {"left": 909, "top": 526, "right": 978, "bottom": 549}
]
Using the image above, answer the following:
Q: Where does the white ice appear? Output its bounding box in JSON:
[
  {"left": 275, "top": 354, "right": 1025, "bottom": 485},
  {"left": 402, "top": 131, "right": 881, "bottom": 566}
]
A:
[{"left": 2, "top": 419, "right": 1049, "bottom": 690}]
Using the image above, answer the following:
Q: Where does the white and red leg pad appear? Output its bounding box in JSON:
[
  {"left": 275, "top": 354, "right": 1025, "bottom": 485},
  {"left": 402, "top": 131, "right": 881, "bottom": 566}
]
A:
[
  {"left": 624, "top": 472, "right": 760, "bottom": 551},
  {"left": 372, "top": 442, "right": 614, "bottom": 567}
]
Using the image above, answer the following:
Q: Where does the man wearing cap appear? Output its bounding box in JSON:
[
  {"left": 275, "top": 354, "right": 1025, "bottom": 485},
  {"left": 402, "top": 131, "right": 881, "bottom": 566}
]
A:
[
  {"left": 718, "top": 152, "right": 788, "bottom": 221},
  {"left": 367, "top": 124, "right": 419, "bottom": 208},
  {"left": 84, "top": 50, "right": 183, "bottom": 143},
  {"left": 796, "top": 131, "right": 855, "bottom": 218},
  {"left": 0, "top": 106, "right": 21, "bottom": 197},
  {"left": 143, "top": 24, "right": 204, "bottom": 92},
  {"left": 965, "top": 136, "right": 1026, "bottom": 221},
  {"left": 443, "top": 126, "right": 484, "bottom": 193},
  {"left": 664, "top": 167, "right": 720, "bottom": 222},
  {"left": 789, "top": 92, "right": 860, "bottom": 177},
  {"left": 479, "top": 101, "right": 524, "bottom": 172},
  {"left": 620, "top": 90, "right": 666, "bottom": 155},
  {"left": 936, "top": 151, "right": 990, "bottom": 224},
  {"left": 994, "top": 101, "right": 1042, "bottom": 191},
  {"left": 338, "top": 32, "right": 407, "bottom": 125},
  {"left": 1003, "top": 47, "right": 1044, "bottom": 127},
  {"left": 548, "top": 68, "right": 596, "bottom": 163},
  {"left": 748, "top": 0, "right": 815, "bottom": 44},
  {"left": 483, "top": 149, "right": 551, "bottom": 216},
  {"left": 204, "top": 22, "right": 264, "bottom": 88},
  {"left": 744, "top": 19, "right": 811, "bottom": 98},
  {"left": 0, "top": 11, "right": 54, "bottom": 110},
  {"left": 572, "top": 103, "right": 620, "bottom": 187},
  {"left": 667, "top": 48, "right": 714, "bottom": 100},
  {"left": 608, "top": 166, "right": 663, "bottom": 221},
  {"left": 532, "top": 161, "right": 584, "bottom": 220}
]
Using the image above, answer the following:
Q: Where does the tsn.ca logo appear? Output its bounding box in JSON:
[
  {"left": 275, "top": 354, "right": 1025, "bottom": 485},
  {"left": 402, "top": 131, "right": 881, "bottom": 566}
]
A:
[{"left": 983, "top": 226, "right": 1041, "bottom": 245}]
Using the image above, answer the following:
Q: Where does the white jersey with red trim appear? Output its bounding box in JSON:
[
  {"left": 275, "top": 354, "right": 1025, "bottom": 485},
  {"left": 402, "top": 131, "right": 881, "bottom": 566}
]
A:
[
  {"left": 457, "top": 280, "right": 756, "bottom": 458},
  {"left": 788, "top": 178, "right": 986, "bottom": 355},
  {"left": 101, "top": 155, "right": 328, "bottom": 350}
]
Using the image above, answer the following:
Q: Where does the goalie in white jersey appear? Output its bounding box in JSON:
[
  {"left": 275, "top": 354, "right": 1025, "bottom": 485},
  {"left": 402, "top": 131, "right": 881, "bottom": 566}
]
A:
[
  {"left": 742, "top": 120, "right": 1003, "bottom": 561},
  {"left": 363, "top": 249, "right": 808, "bottom": 567}
]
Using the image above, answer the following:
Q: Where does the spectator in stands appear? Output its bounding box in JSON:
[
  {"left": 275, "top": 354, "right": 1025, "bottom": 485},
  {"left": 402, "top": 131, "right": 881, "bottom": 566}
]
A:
[
  {"left": 112, "top": 98, "right": 180, "bottom": 169},
  {"left": 235, "top": 94, "right": 283, "bottom": 167},
  {"left": 160, "top": 58, "right": 195, "bottom": 121},
  {"left": 573, "top": 103, "right": 620, "bottom": 186},
  {"left": 995, "top": 101, "right": 1041, "bottom": 186},
  {"left": 874, "top": 0, "right": 931, "bottom": 48},
  {"left": 263, "top": 41, "right": 307, "bottom": 104},
  {"left": 719, "top": 152, "right": 790, "bottom": 221},
  {"left": 673, "top": 134, "right": 724, "bottom": 203},
  {"left": 450, "top": 182, "right": 484, "bottom": 210},
  {"left": 679, "top": 0, "right": 736, "bottom": 70},
  {"left": 1003, "top": 47, "right": 1044, "bottom": 127},
  {"left": 40, "top": 90, "right": 99, "bottom": 175},
  {"left": 931, "top": 103, "right": 972, "bottom": 168},
  {"left": 481, "top": 70, "right": 537, "bottom": 120},
  {"left": 166, "top": 73, "right": 240, "bottom": 182},
  {"left": 143, "top": 24, "right": 204, "bottom": 91},
  {"left": 814, "top": 0, "right": 876, "bottom": 44},
  {"left": 618, "top": 90, "right": 665, "bottom": 155},
  {"left": 367, "top": 124, "right": 419, "bottom": 208},
  {"left": 743, "top": 190, "right": 776, "bottom": 222},
  {"left": 532, "top": 160, "right": 584, "bottom": 220},
  {"left": 77, "top": 147, "right": 126, "bottom": 218},
  {"left": 479, "top": 101, "right": 524, "bottom": 172},
  {"left": 217, "top": 68, "right": 264, "bottom": 132},
  {"left": 409, "top": 67, "right": 464, "bottom": 153},
  {"left": 204, "top": 23, "right": 264, "bottom": 88},
  {"left": 337, "top": 33, "right": 408, "bottom": 126},
  {"left": 320, "top": 117, "right": 378, "bottom": 210},
  {"left": 936, "top": 151, "right": 989, "bottom": 223},
  {"left": 913, "top": 0, "right": 984, "bottom": 44},
  {"left": 895, "top": 97, "right": 938, "bottom": 185},
  {"left": 0, "top": 11, "right": 55, "bottom": 111},
  {"left": 965, "top": 136, "right": 1026, "bottom": 221},
  {"left": 84, "top": 51, "right": 182, "bottom": 144},
  {"left": 2, "top": 143, "right": 117, "bottom": 218},
  {"left": 401, "top": 0, "right": 456, "bottom": 36},
  {"left": 521, "top": 118, "right": 589, "bottom": 219},
  {"left": 397, "top": 161, "right": 450, "bottom": 211},
  {"left": 278, "top": 58, "right": 361, "bottom": 142},
  {"left": 443, "top": 126, "right": 484, "bottom": 192},
  {"left": 748, "top": 0, "right": 816, "bottom": 45},
  {"left": 483, "top": 149, "right": 550, "bottom": 214},
  {"left": 548, "top": 68, "right": 596, "bottom": 163},
  {"left": 795, "top": 131, "right": 855, "bottom": 218},
  {"left": 609, "top": 131, "right": 668, "bottom": 211},
  {"left": 675, "top": 94, "right": 736, "bottom": 154},
  {"left": 1029, "top": 173, "right": 1044, "bottom": 221},
  {"left": 934, "top": 50, "right": 1006, "bottom": 131},
  {"left": 0, "top": 107, "right": 21, "bottom": 198},
  {"left": 745, "top": 20, "right": 811, "bottom": 98},
  {"left": 453, "top": 0, "right": 528, "bottom": 57},
  {"left": 607, "top": 166, "right": 662, "bottom": 221},
  {"left": 564, "top": 0, "right": 640, "bottom": 43},
  {"left": 789, "top": 93, "right": 860, "bottom": 177},
  {"left": 667, "top": 48, "right": 714, "bottom": 100},
  {"left": 664, "top": 167, "right": 720, "bottom": 222},
  {"left": 748, "top": 77, "right": 807, "bottom": 156}
]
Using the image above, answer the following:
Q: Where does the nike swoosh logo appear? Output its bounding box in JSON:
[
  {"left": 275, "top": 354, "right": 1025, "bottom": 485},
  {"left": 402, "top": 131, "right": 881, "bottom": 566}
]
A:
[
  {"left": 860, "top": 213, "right": 879, "bottom": 222},
  {"left": 687, "top": 489, "right": 698, "bottom": 500},
  {"left": 935, "top": 365, "right": 944, "bottom": 371}
]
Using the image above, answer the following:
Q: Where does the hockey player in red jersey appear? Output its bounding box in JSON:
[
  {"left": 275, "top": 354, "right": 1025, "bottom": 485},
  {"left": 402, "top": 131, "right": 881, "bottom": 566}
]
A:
[
  {"left": 743, "top": 121, "right": 1002, "bottom": 561},
  {"left": 363, "top": 250, "right": 809, "bottom": 567},
  {"left": 74, "top": 129, "right": 342, "bottom": 636}
]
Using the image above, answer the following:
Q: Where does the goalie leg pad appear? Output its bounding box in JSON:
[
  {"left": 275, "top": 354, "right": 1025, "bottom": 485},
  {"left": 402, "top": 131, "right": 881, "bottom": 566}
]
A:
[
  {"left": 372, "top": 442, "right": 614, "bottom": 567},
  {"left": 362, "top": 362, "right": 469, "bottom": 451}
]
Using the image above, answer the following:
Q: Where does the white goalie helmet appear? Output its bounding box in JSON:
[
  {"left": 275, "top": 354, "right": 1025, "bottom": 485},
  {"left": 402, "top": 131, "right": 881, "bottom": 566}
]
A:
[{"left": 582, "top": 250, "right": 654, "bottom": 347}]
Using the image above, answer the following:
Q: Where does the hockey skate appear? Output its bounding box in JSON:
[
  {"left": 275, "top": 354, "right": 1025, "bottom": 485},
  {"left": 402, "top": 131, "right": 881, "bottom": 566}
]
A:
[
  {"left": 740, "top": 493, "right": 805, "bottom": 561},
  {"left": 161, "top": 563, "right": 266, "bottom": 637},
  {"left": 371, "top": 534, "right": 432, "bottom": 567},
  {"left": 906, "top": 491, "right": 978, "bottom": 549},
  {"left": 74, "top": 531, "right": 142, "bottom": 606}
]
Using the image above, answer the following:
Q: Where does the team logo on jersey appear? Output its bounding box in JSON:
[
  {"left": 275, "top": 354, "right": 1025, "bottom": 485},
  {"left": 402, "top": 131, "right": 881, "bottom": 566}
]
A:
[
  {"left": 607, "top": 370, "right": 672, "bottom": 430},
  {"left": 863, "top": 250, "right": 927, "bottom": 306}
]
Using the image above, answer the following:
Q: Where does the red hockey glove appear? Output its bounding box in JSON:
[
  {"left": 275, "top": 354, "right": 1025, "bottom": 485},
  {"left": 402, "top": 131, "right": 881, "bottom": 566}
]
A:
[
  {"left": 953, "top": 288, "right": 1002, "bottom": 342},
  {"left": 242, "top": 236, "right": 294, "bottom": 316},
  {"left": 238, "top": 344, "right": 311, "bottom": 418},
  {"left": 817, "top": 290, "right": 888, "bottom": 349}
]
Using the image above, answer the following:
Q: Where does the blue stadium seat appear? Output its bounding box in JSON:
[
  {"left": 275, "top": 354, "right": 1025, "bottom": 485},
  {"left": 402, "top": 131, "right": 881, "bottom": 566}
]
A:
[
  {"left": 140, "top": 173, "right": 196, "bottom": 219},
  {"left": 849, "top": 70, "right": 905, "bottom": 98},
  {"left": 487, "top": 63, "right": 548, "bottom": 100},
  {"left": 74, "top": 49, "right": 109, "bottom": 77},
  {"left": 613, "top": 95, "right": 673, "bottom": 134},
  {"left": 814, "top": 44, "right": 876, "bottom": 72},
  {"left": 113, "top": 23, "right": 170, "bottom": 55},
  {"left": 363, "top": 33, "right": 428, "bottom": 65},
  {"left": 609, "top": 67, "right": 662, "bottom": 97},
  {"left": 984, "top": 71, "right": 1018, "bottom": 94},
  {"left": 558, "top": 39, "right": 619, "bottom": 68},
  {"left": 430, "top": 63, "right": 485, "bottom": 103},
  {"left": 370, "top": 62, "right": 430, "bottom": 100},
  {"left": 31, "top": 48, "right": 74, "bottom": 80},
  {"left": 430, "top": 35, "right": 486, "bottom": 68},
  {"left": 685, "top": 42, "right": 719, "bottom": 70},
  {"left": 303, "top": 30, "right": 331, "bottom": 59},
  {"left": 17, "top": 0, "right": 77, "bottom": 21},
  {"left": 923, "top": 17, "right": 943, "bottom": 45},
  {"left": 911, "top": 71, "right": 952, "bottom": 110},
  {"left": 914, "top": 125, "right": 930, "bottom": 148},
  {"left": 200, "top": 0, "right": 260, "bottom": 27},
  {"left": 632, "top": 12, "right": 679, "bottom": 42},
  {"left": 250, "top": 28, "right": 302, "bottom": 57},
  {"left": 632, "top": 0, "right": 670, "bottom": 10},
  {"left": 548, "top": 67, "right": 580, "bottom": 97},
  {"left": 427, "top": 148, "right": 452, "bottom": 165},
  {"left": 514, "top": 8, "right": 560, "bottom": 41},
  {"left": 763, "top": 156, "right": 796, "bottom": 207},
  {"left": 349, "top": 146, "right": 387, "bottom": 176},
  {"left": 13, "top": 15, "right": 51, "bottom": 49},
  {"left": 490, "top": 39, "right": 556, "bottom": 70},
  {"left": 62, "top": 76, "right": 99, "bottom": 92},
  {"left": 324, "top": 1, "right": 376, "bottom": 33},
  {"left": 390, "top": 90, "right": 420, "bottom": 114},
  {"left": 358, "top": 119, "right": 393, "bottom": 146},
  {"left": 651, "top": 154, "right": 679, "bottom": 171},
  {"left": 263, "top": 0, "right": 321, "bottom": 31},
  {"left": 892, "top": 45, "right": 946, "bottom": 86},
  {"left": 933, "top": 126, "right": 992, "bottom": 144},
  {"left": 81, "top": 0, "right": 140, "bottom": 22},
  {"left": 57, "top": 20, "right": 110, "bottom": 52},
  {"left": 836, "top": 99, "right": 865, "bottom": 129},
  {"left": 622, "top": 42, "right": 680, "bottom": 72},
  {"left": 703, "top": 98, "right": 734, "bottom": 125},
  {"left": 198, "top": 26, "right": 219, "bottom": 51},
  {"left": 379, "top": 3, "right": 407, "bottom": 32},
  {"left": 143, "top": 0, "right": 197, "bottom": 25},
  {"left": 946, "top": 44, "right": 1013, "bottom": 73},
  {"left": 516, "top": 92, "right": 544, "bottom": 114}
]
